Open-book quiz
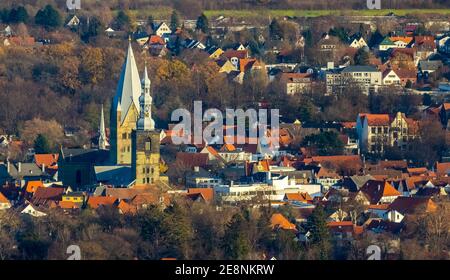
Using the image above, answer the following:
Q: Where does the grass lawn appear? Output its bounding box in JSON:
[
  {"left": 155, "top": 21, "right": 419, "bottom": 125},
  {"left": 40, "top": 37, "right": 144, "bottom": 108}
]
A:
[
  {"left": 204, "top": 9, "right": 450, "bottom": 19},
  {"left": 115, "top": 8, "right": 450, "bottom": 20}
]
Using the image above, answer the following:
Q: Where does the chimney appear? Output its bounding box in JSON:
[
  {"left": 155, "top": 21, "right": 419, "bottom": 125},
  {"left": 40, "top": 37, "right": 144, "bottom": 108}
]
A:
[
  {"left": 378, "top": 184, "right": 381, "bottom": 191},
  {"left": 6, "top": 159, "right": 10, "bottom": 173},
  {"left": 18, "top": 162, "right": 21, "bottom": 173},
  {"left": 41, "top": 163, "right": 45, "bottom": 173},
  {"left": 194, "top": 166, "right": 199, "bottom": 172}
]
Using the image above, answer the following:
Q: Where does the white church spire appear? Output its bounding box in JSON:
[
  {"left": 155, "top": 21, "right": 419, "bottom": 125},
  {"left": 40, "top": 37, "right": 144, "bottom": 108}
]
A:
[
  {"left": 112, "top": 41, "right": 141, "bottom": 122},
  {"left": 98, "top": 104, "right": 109, "bottom": 150},
  {"left": 137, "top": 64, "right": 155, "bottom": 131}
]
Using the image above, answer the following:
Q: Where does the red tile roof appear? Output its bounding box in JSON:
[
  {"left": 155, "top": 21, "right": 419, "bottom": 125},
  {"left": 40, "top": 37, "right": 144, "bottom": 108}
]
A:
[
  {"left": 359, "top": 113, "right": 390, "bottom": 126},
  {"left": 435, "top": 162, "right": 450, "bottom": 176},
  {"left": 223, "top": 50, "right": 248, "bottom": 60},
  {"left": 388, "top": 196, "right": 437, "bottom": 214},
  {"left": 187, "top": 188, "right": 214, "bottom": 203},
  {"left": 175, "top": 152, "right": 209, "bottom": 169},
  {"left": 148, "top": 35, "right": 165, "bottom": 45},
  {"left": 284, "top": 192, "right": 313, "bottom": 203},
  {"left": 25, "top": 180, "right": 44, "bottom": 193},
  {"left": 87, "top": 196, "right": 117, "bottom": 209},
  {"left": 360, "top": 180, "right": 401, "bottom": 204},
  {"left": 0, "top": 192, "right": 10, "bottom": 204},
  {"left": 270, "top": 213, "right": 297, "bottom": 231},
  {"left": 34, "top": 154, "right": 59, "bottom": 169}
]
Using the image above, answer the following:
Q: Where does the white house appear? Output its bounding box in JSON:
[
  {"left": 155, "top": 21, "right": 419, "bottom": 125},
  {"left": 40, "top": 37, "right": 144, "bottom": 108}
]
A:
[
  {"left": 383, "top": 209, "right": 404, "bottom": 223},
  {"left": 382, "top": 69, "right": 401, "bottom": 85},
  {"left": 214, "top": 173, "right": 322, "bottom": 203},
  {"left": 21, "top": 204, "right": 47, "bottom": 217},
  {"left": 66, "top": 15, "right": 80, "bottom": 28},
  {"left": 154, "top": 22, "right": 172, "bottom": 37},
  {"left": 349, "top": 37, "right": 368, "bottom": 48}
]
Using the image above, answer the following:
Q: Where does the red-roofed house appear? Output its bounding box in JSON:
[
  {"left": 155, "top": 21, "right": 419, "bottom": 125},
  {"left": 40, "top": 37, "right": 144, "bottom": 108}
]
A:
[
  {"left": 356, "top": 112, "right": 419, "bottom": 153},
  {"left": 360, "top": 180, "right": 401, "bottom": 204},
  {"left": 0, "top": 191, "right": 11, "bottom": 210},
  {"left": 270, "top": 213, "right": 297, "bottom": 231},
  {"left": 87, "top": 196, "right": 118, "bottom": 209},
  {"left": 186, "top": 188, "right": 214, "bottom": 203}
]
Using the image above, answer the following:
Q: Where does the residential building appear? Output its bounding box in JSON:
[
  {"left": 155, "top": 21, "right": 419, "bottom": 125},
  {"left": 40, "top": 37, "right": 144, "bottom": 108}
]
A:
[
  {"left": 356, "top": 112, "right": 419, "bottom": 153},
  {"left": 280, "top": 73, "right": 312, "bottom": 95},
  {"left": 349, "top": 36, "right": 368, "bottom": 49},
  {"left": 326, "top": 65, "right": 382, "bottom": 94}
]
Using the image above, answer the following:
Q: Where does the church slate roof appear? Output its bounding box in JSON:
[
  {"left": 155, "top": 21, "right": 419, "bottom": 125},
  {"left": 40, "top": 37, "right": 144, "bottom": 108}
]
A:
[{"left": 112, "top": 42, "right": 142, "bottom": 123}]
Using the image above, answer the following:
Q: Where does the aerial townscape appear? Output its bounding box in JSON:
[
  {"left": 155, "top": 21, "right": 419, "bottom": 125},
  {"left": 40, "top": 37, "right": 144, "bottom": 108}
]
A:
[{"left": 0, "top": 0, "right": 450, "bottom": 261}]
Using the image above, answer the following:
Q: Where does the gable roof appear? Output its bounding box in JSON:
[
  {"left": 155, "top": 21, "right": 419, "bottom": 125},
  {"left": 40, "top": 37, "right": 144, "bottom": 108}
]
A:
[
  {"left": 223, "top": 49, "right": 248, "bottom": 60},
  {"left": 105, "top": 188, "right": 146, "bottom": 200},
  {"left": 34, "top": 154, "right": 59, "bottom": 169},
  {"left": 390, "top": 36, "right": 413, "bottom": 45},
  {"left": 284, "top": 192, "right": 313, "bottom": 203},
  {"left": 25, "top": 180, "right": 44, "bottom": 193},
  {"left": 270, "top": 213, "right": 297, "bottom": 231},
  {"left": 130, "top": 192, "right": 171, "bottom": 208},
  {"left": 187, "top": 188, "right": 214, "bottom": 203},
  {"left": 118, "top": 200, "right": 137, "bottom": 214},
  {"left": 0, "top": 192, "right": 10, "bottom": 204},
  {"left": 380, "top": 37, "right": 395, "bottom": 46},
  {"left": 32, "top": 187, "right": 65, "bottom": 206},
  {"left": 435, "top": 162, "right": 450, "bottom": 176},
  {"left": 57, "top": 201, "right": 82, "bottom": 209},
  {"left": 176, "top": 152, "right": 209, "bottom": 169},
  {"left": 147, "top": 35, "right": 165, "bottom": 45},
  {"left": 87, "top": 196, "right": 118, "bottom": 209},
  {"left": 359, "top": 113, "right": 390, "bottom": 126},
  {"left": 360, "top": 180, "right": 401, "bottom": 204},
  {"left": 388, "top": 196, "right": 436, "bottom": 215}
]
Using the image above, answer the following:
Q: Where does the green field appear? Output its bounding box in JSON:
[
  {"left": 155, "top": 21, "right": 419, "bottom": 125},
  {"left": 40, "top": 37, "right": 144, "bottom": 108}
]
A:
[
  {"left": 203, "top": 9, "right": 450, "bottom": 19},
  {"left": 116, "top": 8, "right": 450, "bottom": 20}
]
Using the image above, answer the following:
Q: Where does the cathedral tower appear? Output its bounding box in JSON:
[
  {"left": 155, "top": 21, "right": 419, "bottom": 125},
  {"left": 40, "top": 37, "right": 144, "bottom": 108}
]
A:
[
  {"left": 110, "top": 41, "right": 141, "bottom": 164},
  {"left": 131, "top": 66, "right": 160, "bottom": 185},
  {"left": 98, "top": 104, "right": 109, "bottom": 150}
]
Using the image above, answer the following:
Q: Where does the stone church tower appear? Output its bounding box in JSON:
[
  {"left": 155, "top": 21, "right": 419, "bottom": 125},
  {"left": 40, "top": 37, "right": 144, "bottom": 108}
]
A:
[
  {"left": 110, "top": 42, "right": 141, "bottom": 165},
  {"left": 131, "top": 66, "right": 160, "bottom": 185}
]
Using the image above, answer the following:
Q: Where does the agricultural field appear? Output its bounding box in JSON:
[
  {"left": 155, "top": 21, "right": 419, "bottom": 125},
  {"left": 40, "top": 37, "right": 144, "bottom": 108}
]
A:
[
  {"left": 203, "top": 9, "right": 450, "bottom": 19},
  {"left": 116, "top": 8, "right": 450, "bottom": 20}
]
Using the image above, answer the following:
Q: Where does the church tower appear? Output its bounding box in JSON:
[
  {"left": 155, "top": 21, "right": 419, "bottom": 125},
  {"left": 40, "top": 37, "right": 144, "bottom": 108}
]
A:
[
  {"left": 110, "top": 41, "right": 141, "bottom": 164},
  {"left": 131, "top": 65, "right": 160, "bottom": 185},
  {"left": 98, "top": 104, "right": 109, "bottom": 150}
]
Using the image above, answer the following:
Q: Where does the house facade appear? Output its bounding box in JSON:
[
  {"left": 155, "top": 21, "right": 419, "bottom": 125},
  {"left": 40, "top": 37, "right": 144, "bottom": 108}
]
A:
[
  {"left": 326, "top": 66, "right": 382, "bottom": 95},
  {"left": 357, "top": 112, "right": 419, "bottom": 153}
]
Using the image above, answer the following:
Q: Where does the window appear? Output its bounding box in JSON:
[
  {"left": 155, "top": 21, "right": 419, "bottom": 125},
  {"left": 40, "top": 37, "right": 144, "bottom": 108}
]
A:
[
  {"left": 127, "top": 146, "right": 130, "bottom": 152},
  {"left": 371, "top": 127, "right": 376, "bottom": 133},
  {"left": 122, "top": 133, "right": 127, "bottom": 139},
  {"left": 145, "top": 141, "right": 151, "bottom": 151},
  {"left": 146, "top": 168, "right": 150, "bottom": 174},
  {"left": 142, "top": 168, "right": 145, "bottom": 174}
]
